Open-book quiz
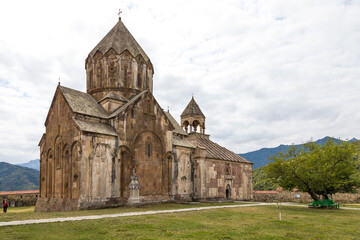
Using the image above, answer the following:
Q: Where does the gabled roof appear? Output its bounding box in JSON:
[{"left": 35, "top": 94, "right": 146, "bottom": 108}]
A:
[
  {"left": 88, "top": 19, "right": 150, "bottom": 63},
  {"left": 74, "top": 119, "right": 117, "bottom": 136},
  {"left": 164, "top": 111, "right": 187, "bottom": 135},
  {"left": 107, "top": 90, "right": 175, "bottom": 133},
  {"left": 173, "top": 138, "right": 195, "bottom": 148},
  {"left": 108, "top": 90, "right": 148, "bottom": 118},
  {"left": 99, "top": 91, "right": 128, "bottom": 103},
  {"left": 189, "top": 136, "right": 252, "bottom": 164},
  {"left": 181, "top": 97, "right": 205, "bottom": 117},
  {"left": 59, "top": 86, "right": 108, "bottom": 118}
]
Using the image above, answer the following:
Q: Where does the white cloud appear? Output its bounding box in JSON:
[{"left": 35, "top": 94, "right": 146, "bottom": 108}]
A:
[{"left": 0, "top": 0, "right": 360, "bottom": 163}]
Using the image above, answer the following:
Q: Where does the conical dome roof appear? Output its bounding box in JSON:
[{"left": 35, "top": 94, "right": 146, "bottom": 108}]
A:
[
  {"left": 88, "top": 19, "right": 150, "bottom": 63},
  {"left": 181, "top": 97, "right": 205, "bottom": 117}
]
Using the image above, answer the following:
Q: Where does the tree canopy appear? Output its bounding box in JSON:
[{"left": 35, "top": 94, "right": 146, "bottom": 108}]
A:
[
  {"left": 253, "top": 166, "right": 278, "bottom": 191},
  {"left": 264, "top": 139, "right": 359, "bottom": 200}
]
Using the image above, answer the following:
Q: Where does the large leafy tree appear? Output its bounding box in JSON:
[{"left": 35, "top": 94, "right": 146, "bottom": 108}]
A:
[
  {"left": 265, "top": 139, "right": 359, "bottom": 200},
  {"left": 253, "top": 167, "right": 278, "bottom": 191}
]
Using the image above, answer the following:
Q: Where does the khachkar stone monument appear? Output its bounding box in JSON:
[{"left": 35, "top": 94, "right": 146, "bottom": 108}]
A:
[
  {"left": 35, "top": 14, "right": 253, "bottom": 212},
  {"left": 128, "top": 168, "right": 141, "bottom": 205}
]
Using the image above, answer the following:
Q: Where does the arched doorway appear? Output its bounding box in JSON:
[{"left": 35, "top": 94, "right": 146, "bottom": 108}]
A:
[
  {"left": 134, "top": 131, "right": 164, "bottom": 197},
  {"left": 226, "top": 184, "right": 231, "bottom": 199}
]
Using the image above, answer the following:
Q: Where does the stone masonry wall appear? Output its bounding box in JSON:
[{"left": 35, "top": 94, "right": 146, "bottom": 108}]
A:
[
  {"left": 1, "top": 191, "right": 39, "bottom": 207},
  {"left": 198, "top": 159, "right": 252, "bottom": 200},
  {"left": 253, "top": 190, "right": 360, "bottom": 203}
]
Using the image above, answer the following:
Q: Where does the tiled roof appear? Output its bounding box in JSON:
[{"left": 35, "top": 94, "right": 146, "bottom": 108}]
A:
[
  {"left": 74, "top": 119, "right": 117, "bottom": 136},
  {"left": 181, "top": 97, "right": 205, "bottom": 117},
  {"left": 164, "top": 111, "right": 187, "bottom": 135},
  {"left": 0, "top": 190, "right": 39, "bottom": 195},
  {"left": 99, "top": 91, "right": 128, "bottom": 103},
  {"left": 173, "top": 138, "right": 195, "bottom": 148},
  {"left": 59, "top": 86, "right": 108, "bottom": 119},
  {"left": 189, "top": 136, "right": 252, "bottom": 164},
  {"left": 88, "top": 19, "right": 150, "bottom": 63},
  {"left": 108, "top": 90, "right": 148, "bottom": 118}
]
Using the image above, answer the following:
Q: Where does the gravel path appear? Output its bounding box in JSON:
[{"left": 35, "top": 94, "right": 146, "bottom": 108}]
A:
[
  {"left": 0, "top": 203, "right": 271, "bottom": 227},
  {"left": 1, "top": 202, "right": 358, "bottom": 227}
]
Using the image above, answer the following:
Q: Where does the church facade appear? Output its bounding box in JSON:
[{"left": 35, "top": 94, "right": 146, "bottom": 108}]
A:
[{"left": 35, "top": 18, "right": 253, "bottom": 212}]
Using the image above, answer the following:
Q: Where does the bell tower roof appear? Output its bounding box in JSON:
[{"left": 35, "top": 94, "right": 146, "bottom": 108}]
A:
[
  {"left": 88, "top": 19, "right": 150, "bottom": 63},
  {"left": 181, "top": 96, "right": 205, "bottom": 117}
]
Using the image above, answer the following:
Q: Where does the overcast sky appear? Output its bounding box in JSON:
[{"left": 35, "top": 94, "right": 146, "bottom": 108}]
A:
[{"left": 0, "top": 0, "right": 359, "bottom": 164}]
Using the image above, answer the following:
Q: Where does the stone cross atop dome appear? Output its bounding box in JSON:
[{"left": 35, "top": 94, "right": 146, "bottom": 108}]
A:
[
  {"left": 181, "top": 96, "right": 206, "bottom": 134},
  {"left": 118, "top": 9, "right": 122, "bottom": 20},
  {"left": 85, "top": 19, "right": 154, "bottom": 102}
]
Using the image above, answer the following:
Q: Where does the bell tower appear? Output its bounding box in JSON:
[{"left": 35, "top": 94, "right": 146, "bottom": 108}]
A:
[
  {"left": 181, "top": 96, "right": 206, "bottom": 134},
  {"left": 85, "top": 18, "right": 154, "bottom": 102}
]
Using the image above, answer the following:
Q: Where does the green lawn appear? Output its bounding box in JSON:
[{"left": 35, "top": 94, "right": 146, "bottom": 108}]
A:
[
  {"left": 0, "top": 205, "right": 359, "bottom": 239},
  {"left": 0, "top": 202, "right": 251, "bottom": 222},
  {"left": 342, "top": 203, "right": 360, "bottom": 208}
]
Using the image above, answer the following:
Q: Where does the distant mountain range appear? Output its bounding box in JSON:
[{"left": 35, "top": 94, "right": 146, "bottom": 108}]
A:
[
  {"left": 239, "top": 137, "right": 358, "bottom": 169},
  {"left": 17, "top": 159, "right": 40, "bottom": 171},
  {"left": 0, "top": 162, "right": 39, "bottom": 191}
]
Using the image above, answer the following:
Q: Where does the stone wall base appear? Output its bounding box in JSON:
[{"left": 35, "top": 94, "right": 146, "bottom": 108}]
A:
[
  {"left": 35, "top": 198, "right": 80, "bottom": 212},
  {"left": 35, "top": 194, "right": 171, "bottom": 212},
  {"left": 34, "top": 194, "right": 254, "bottom": 212},
  {"left": 253, "top": 190, "right": 360, "bottom": 203}
]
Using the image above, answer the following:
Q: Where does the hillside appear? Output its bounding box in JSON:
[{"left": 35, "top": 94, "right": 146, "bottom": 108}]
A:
[
  {"left": 239, "top": 137, "right": 357, "bottom": 169},
  {"left": 17, "top": 159, "right": 40, "bottom": 171},
  {"left": 0, "top": 162, "right": 39, "bottom": 191}
]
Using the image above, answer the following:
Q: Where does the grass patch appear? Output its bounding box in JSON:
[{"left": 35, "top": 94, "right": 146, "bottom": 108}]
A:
[
  {"left": 0, "top": 205, "right": 359, "bottom": 239},
  {"left": 342, "top": 203, "right": 360, "bottom": 208},
  {"left": 0, "top": 202, "right": 252, "bottom": 222}
]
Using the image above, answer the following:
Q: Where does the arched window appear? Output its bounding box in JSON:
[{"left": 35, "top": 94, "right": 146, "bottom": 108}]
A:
[
  {"left": 182, "top": 120, "right": 190, "bottom": 133},
  {"left": 145, "top": 137, "right": 152, "bottom": 158},
  {"left": 137, "top": 73, "right": 142, "bottom": 88},
  {"left": 147, "top": 144, "right": 151, "bottom": 157},
  {"left": 193, "top": 120, "right": 200, "bottom": 132},
  {"left": 123, "top": 66, "right": 128, "bottom": 87},
  {"left": 89, "top": 70, "right": 93, "bottom": 88},
  {"left": 55, "top": 144, "right": 61, "bottom": 169}
]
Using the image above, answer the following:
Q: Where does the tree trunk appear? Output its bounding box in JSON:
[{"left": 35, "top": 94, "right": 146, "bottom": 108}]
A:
[
  {"left": 308, "top": 190, "right": 320, "bottom": 201},
  {"left": 322, "top": 194, "right": 329, "bottom": 199}
]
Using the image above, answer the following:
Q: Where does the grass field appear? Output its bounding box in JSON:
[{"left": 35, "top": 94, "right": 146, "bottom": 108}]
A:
[
  {"left": 0, "top": 202, "right": 251, "bottom": 222},
  {"left": 342, "top": 203, "right": 360, "bottom": 208},
  {"left": 0, "top": 204, "right": 359, "bottom": 239}
]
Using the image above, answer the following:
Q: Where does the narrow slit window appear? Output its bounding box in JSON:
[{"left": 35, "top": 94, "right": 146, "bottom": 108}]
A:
[
  {"left": 89, "top": 70, "right": 93, "bottom": 88},
  {"left": 137, "top": 74, "right": 142, "bottom": 88}
]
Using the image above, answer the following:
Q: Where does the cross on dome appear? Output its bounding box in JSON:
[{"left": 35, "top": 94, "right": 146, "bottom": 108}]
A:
[{"left": 118, "top": 9, "right": 122, "bottom": 20}]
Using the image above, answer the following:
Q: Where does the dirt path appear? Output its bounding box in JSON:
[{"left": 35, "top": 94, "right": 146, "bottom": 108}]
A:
[
  {"left": 1, "top": 202, "right": 358, "bottom": 227},
  {"left": 0, "top": 203, "right": 270, "bottom": 227}
]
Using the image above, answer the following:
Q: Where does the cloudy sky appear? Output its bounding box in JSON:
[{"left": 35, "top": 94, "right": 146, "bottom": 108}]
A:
[{"left": 0, "top": 0, "right": 359, "bottom": 164}]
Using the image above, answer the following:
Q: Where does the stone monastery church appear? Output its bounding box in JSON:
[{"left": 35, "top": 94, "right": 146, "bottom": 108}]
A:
[{"left": 35, "top": 18, "right": 253, "bottom": 211}]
